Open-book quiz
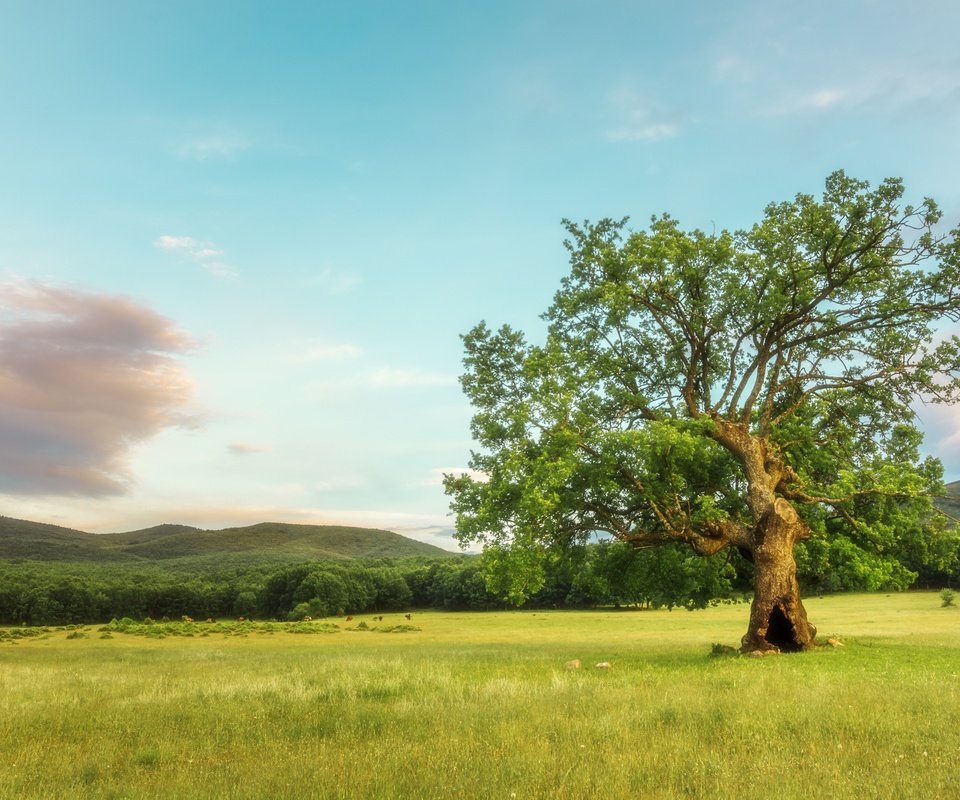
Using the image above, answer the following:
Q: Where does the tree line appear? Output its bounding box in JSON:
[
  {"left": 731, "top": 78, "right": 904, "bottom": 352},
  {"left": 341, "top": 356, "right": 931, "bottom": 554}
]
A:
[{"left": 1, "top": 531, "right": 956, "bottom": 626}]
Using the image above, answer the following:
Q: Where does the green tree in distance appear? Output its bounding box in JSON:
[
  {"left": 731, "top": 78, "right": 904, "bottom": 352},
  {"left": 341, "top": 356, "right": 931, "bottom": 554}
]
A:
[{"left": 445, "top": 172, "right": 960, "bottom": 652}]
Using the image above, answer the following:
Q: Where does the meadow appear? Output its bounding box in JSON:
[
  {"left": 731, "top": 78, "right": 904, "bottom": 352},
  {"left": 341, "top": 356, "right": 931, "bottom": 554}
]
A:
[{"left": 2, "top": 593, "right": 958, "bottom": 799}]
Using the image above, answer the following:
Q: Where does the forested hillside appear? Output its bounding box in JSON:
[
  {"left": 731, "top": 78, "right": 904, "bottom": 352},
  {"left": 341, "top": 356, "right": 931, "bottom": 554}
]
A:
[
  {"left": 0, "top": 517, "right": 452, "bottom": 564},
  {"left": 1, "top": 493, "right": 958, "bottom": 628}
]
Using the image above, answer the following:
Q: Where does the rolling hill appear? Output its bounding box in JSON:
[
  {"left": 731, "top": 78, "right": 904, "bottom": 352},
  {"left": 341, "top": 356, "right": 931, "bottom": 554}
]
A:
[
  {"left": 4, "top": 483, "right": 956, "bottom": 568},
  {"left": 0, "top": 517, "right": 455, "bottom": 564},
  {"left": 937, "top": 480, "right": 960, "bottom": 522}
]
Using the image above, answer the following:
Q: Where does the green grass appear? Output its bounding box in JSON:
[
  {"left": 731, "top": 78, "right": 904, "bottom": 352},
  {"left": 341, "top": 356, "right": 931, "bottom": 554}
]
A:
[{"left": 2, "top": 593, "right": 958, "bottom": 799}]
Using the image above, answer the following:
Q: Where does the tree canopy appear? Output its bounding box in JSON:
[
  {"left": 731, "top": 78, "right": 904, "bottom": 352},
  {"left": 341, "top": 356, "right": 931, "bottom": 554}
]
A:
[{"left": 445, "top": 172, "right": 960, "bottom": 650}]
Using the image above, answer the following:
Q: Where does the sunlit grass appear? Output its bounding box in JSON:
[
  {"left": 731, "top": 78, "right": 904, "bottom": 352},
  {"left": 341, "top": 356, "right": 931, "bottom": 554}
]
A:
[{"left": 1, "top": 593, "right": 958, "bottom": 799}]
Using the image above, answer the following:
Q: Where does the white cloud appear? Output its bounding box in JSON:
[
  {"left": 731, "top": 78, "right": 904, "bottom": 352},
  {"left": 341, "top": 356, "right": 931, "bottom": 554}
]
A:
[
  {"left": 176, "top": 132, "right": 251, "bottom": 161},
  {"left": 606, "top": 121, "right": 680, "bottom": 142},
  {"left": 604, "top": 87, "right": 683, "bottom": 143},
  {"left": 713, "top": 24, "right": 960, "bottom": 122},
  {"left": 154, "top": 235, "right": 197, "bottom": 251},
  {"left": 803, "top": 88, "right": 846, "bottom": 109},
  {"left": 712, "top": 54, "right": 756, "bottom": 84},
  {"left": 291, "top": 341, "right": 364, "bottom": 363},
  {"left": 769, "top": 87, "right": 850, "bottom": 115},
  {"left": 311, "top": 268, "right": 362, "bottom": 295},
  {"left": 767, "top": 65, "right": 960, "bottom": 117},
  {"left": 390, "top": 525, "right": 469, "bottom": 552},
  {"left": 201, "top": 261, "right": 237, "bottom": 279},
  {"left": 155, "top": 234, "right": 236, "bottom": 278},
  {"left": 306, "top": 367, "right": 457, "bottom": 395}
]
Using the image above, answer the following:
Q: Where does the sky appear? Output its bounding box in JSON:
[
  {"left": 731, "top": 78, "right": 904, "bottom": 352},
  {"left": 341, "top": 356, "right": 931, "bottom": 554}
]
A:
[{"left": 2, "top": 0, "right": 960, "bottom": 550}]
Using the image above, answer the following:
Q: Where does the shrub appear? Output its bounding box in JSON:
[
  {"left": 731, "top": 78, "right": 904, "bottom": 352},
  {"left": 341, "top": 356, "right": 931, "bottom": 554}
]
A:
[
  {"left": 288, "top": 602, "right": 312, "bottom": 621},
  {"left": 941, "top": 588, "right": 956, "bottom": 607}
]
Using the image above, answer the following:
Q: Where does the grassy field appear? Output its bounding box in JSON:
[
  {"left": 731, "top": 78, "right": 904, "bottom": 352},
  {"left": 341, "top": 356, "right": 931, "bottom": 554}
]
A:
[{"left": 2, "top": 593, "right": 958, "bottom": 799}]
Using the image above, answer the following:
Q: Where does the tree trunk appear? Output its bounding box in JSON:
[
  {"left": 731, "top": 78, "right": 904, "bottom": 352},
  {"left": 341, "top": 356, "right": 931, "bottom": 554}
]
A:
[
  {"left": 706, "top": 420, "right": 817, "bottom": 653},
  {"left": 740, "top": 498, "right": 817, "bottom": 653}
]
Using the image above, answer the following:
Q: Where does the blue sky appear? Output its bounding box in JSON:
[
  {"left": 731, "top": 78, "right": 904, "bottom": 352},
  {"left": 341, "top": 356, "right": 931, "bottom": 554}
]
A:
[{"left": 2, "top": 0, "right": 959, "bottom": 549}]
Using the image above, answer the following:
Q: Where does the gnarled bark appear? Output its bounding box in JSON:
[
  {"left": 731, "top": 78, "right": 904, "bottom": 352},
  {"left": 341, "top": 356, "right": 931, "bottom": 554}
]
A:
[
  {"left": 706, "top": 420, "right": 817, "bottom": 652},
  {"left": 740, "top": 498, "right": 816, "bottom": 653}
]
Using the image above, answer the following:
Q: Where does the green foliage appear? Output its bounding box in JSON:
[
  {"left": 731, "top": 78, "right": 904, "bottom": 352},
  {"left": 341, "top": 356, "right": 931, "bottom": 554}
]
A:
[
  {"left": 446, "top": 171, "right": 960, "bottom": 607},
  {"left": 942, "top": 589, "right": 956, "bottom": 607},
  {"left": 374, "top": 569, "right": 414, "bottom": 610},
  {"left": 0, "top": 555, "right": 503, "bottom": 626},
  {"left": 376, "top": 624, "right": 421, "bottom": 633},
  {"left": 480, "top": 542, "right": 550, "bottom": 605},
  {"left": 420, "top": 559, "right": 502, "bottom": 610},
  {"left": 100, "top": 617, "right": 341, "bottom": 637},
  {"left": 0, "top": 626, "right": 51, "bottom": 644},
  {"left": 3, "top": 532, "right": 957, "bottom": 629},
  {"left": 796, "top": 534, "right": 916, "bottom": 592},
  {"left": 590, "top": 540, "right": 739, "bottom": 610},
  {"left": 233, "top": 590, "right": 259, "bottom": 617}
]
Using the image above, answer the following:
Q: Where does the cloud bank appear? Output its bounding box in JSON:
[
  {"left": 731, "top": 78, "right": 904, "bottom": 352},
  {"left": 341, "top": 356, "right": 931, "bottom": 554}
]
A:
[{"left": 0, "top": 282, "right": 199, "bottom": 496}]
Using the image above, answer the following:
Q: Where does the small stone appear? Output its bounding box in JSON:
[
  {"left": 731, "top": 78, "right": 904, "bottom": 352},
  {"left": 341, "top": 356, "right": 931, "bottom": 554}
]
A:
[
  {"left": 594, "top": 662, "right": 612, "bottom": 669},
  {"left": 564, "top": 659, "right": 582, "bottom": 670},
  {"left": 826, "top": 638, "right": 844, "bottom": 647}
]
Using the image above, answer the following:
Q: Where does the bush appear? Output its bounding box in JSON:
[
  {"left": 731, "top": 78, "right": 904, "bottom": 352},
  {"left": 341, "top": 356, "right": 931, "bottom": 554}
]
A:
[
  {"left": 941, "top": 588, "right": 956, "bottom": 607},
  {"left": 288, "top": 602, "right": 312, "bottom": 621}
]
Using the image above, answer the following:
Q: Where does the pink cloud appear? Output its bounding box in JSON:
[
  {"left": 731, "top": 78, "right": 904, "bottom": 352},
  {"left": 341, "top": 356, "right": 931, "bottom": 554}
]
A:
[{"left": 0, "top": 282, "right": 199, "bottom": 496}]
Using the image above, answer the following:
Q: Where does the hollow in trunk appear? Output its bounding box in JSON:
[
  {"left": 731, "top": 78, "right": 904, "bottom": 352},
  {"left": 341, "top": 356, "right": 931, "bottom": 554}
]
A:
[{"left": 740, "top": 498, "right": 817, "bottom": 653}]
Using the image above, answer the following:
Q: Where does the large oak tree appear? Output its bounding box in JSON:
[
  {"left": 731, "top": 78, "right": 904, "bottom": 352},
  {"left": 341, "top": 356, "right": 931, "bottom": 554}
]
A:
[{"left": 445, "top": 172, "right": 960, "bottom": 652}]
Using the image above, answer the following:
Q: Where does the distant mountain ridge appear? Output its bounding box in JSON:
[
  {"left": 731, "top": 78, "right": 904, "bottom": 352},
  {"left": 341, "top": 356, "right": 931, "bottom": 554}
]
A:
[
  {"left": 4, "top": 484, "right": 956, "bottom": 566},
  {"left": 937, "top": 480, "right": 960, "bottom": 522},
  {"left": 0, "top": 517, "right": 454, "bottom": 563}
]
